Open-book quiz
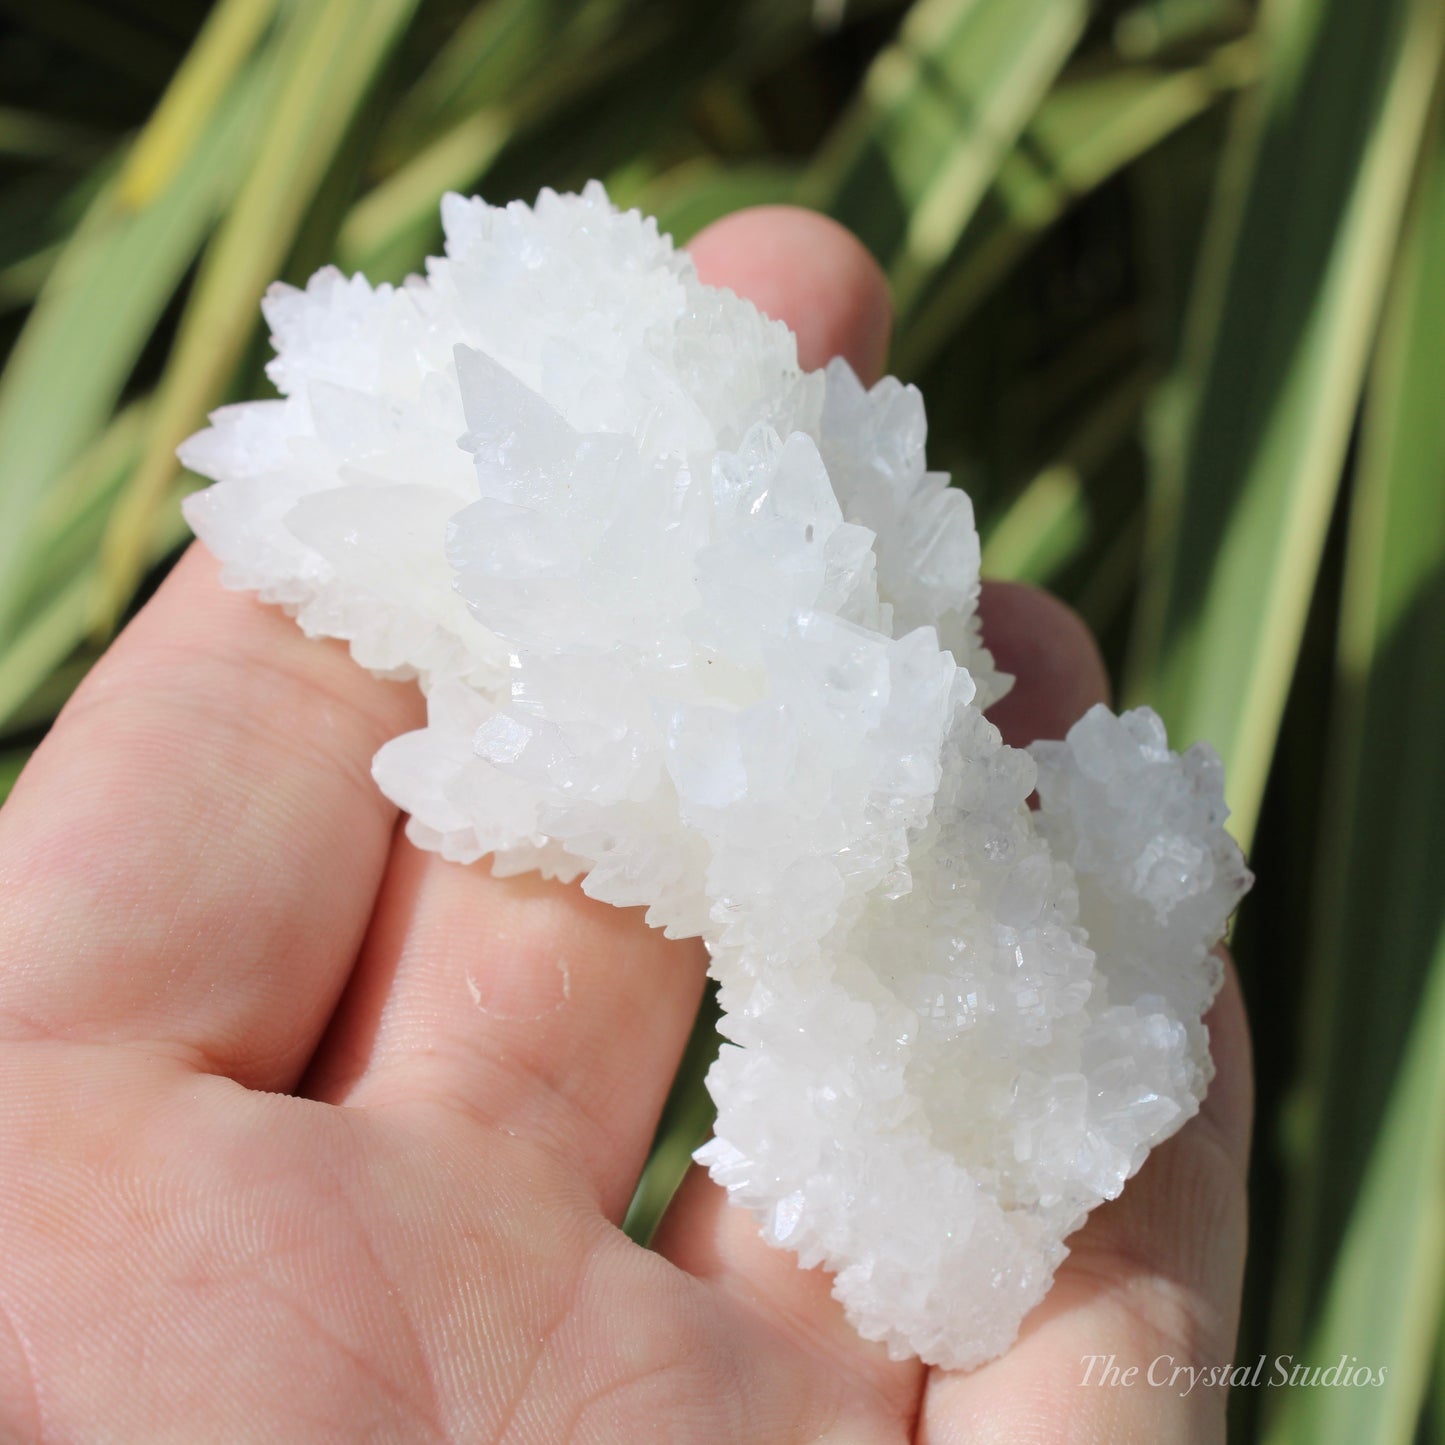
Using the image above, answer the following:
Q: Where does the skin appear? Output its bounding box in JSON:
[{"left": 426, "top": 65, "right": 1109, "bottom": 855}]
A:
[{"left": 0, "top": 207, "right": 1250, "bottom": 1444}]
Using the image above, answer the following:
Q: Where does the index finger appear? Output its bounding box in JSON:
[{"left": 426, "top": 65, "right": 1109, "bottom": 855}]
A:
[{"left": 0, "top": 543, "right": 424, "bottom": 1089}]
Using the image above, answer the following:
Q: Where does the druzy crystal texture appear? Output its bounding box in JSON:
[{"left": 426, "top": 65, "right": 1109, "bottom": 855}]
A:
[{"left": 181, "top": 183, "right": 1252, "bottom": 1370}]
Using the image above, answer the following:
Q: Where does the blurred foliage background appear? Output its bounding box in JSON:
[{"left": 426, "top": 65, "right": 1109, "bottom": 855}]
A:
[{"left": 1, "top": 0, "right": 1442, "bottom": 1438}]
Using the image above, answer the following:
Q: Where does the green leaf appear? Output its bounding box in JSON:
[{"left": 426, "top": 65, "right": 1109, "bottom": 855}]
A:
[
  {"left": 1072, "top": 507, "right": 1145, "bottom": 637},
  {"left": 0, "top": 242, "right": 63, "bottom": 313},
  {"left": 1264, "top": 95, "right": 1445, "bottom": 1445},
  {"left": 805, "top": 0, "right": 1090, "bottom": 317},
  {"left": 894, "top": 35, "right": 1260, "bottom": 377},
  {"left": 0, "top": 575, "right": 101, "bottom": 732},
  {"left": 1266, "top": 929, "right": 1445, "bottom": 1444},
  {"left": 0, "top": 501, "right": 185, "bottom": 733},
  {"left": 97, "top": 0, "right": 423, "bottom": 625},
  {"left": 1113, "top": 0, "right": 1251, "bottom": 60},
  {"left": 0, "top": 400, "right": 163, "bottom": 738},
  {"left": 16, "top": 402, "right": 152, "bottom": 625},
  {"left": 623, "top": 985, "right": 721, "bottom": 1247},
  {"left": 337, "top": 106, "right": 514, "bottom": 277},
  {"left": 0, "top": 106, "right": 109, "bottom": 164},
  {"left": 0, "top": 656, "right": 94, "bottom": 739},
  {"left": 0, "top": 160, "right": 111, "bottom": 291},
  {"left": 981, "top": 367, "right": 1153, "bottom": 586},
  {"left": 116, "top": 0, "right": 281, "bottom": 209},
  {"left": 375, "top": 0, "right": 612, "bottom": 164},
  {"left": 0, "top": 74, "right": 266, "bottom": 640},
  {"left": 339, "top": 15, "right": 676, "bottom": 280},
  {"left": 1123, "top": 0, "right": 1445, "bottom": 851},
  {"left": 981, "top": 465, "right": 1087, "bottom": 585},
  {"left": 0, "top": 748, "right": 30, "bottom": 809},
  {"left": 0, "top": 411, "right": 183, "bottom": 731},
  {"left": 633, "top": 159, "right": 800, "bottom": 245}
]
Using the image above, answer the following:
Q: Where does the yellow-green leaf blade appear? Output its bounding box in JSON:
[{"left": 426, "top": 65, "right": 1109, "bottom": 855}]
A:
[
  {"left": 97, "top": 0, "right": 423, "bottom": 624},
  {"left": 806, "top": 0, "right": 1089, "bottom": 317},
  {"left": 1124, "top": 0, "right": 1445, "bottom": 849},
  {"left": 0, "top": 73, "right": 265, "bottom": 637},
  {"left": 1264, "top": 93, "right": 1445, "bottom": 1445},
  {"left": 895, "top": 34, "right": 1261, "bottom": 377}
]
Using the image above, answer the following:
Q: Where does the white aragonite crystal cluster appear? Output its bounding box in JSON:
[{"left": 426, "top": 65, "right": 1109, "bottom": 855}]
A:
[{"left": 181, "top": 182, "right": 1252, "bottom": 1370}]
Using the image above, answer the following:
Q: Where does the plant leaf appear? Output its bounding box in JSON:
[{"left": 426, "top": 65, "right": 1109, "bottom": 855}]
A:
[
  {"left": 635, "top": 159, "right": 800, "bottom": 245},
  {"left": 1264, "top": 93, "right": 1445, "bottom": 1444},
  {"left": 981, "top": 367, "right": 1153, "bottom": 586},
  {"left": 0, "top": 74, "right": 265, "bottom": 640},
  {"left": 0, "top": 749, "right": 29, "bottom": 809},
  {"left": 622, "top": 985, "right": 721, "bottom": 1247},
  {"left": 116, "top": 0, "right": 281, "bottom": 209},
  {"left": 96, "top": 0, "right": 424, "bottom": 626},
  {"left": 805, "top": 0, "right": 1090, "bottom": 316},
  {"left": 894, "top": 35, "right": 1260, "bottom": 376},
  {"left": 1123, "top": 0, "right": 1445, "bottom": 850}
]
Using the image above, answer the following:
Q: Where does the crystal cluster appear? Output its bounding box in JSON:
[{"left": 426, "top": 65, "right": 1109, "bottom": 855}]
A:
[{"left": 181, "top": 183, "right": 1251, "bottom": 1370}]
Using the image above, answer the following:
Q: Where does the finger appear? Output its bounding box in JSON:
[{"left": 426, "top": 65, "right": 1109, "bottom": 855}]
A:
[
  {"left": 0, "top": 545, "right": 423, "bottom": 1089},
  {"left": 978, "top": 580, "right": 1110, "bottom": 745},
  {"left": 653, "top": 578, "right": 1112, "bottom": 1408},
  {"left": 302, "top": 207, "right": 898, "bottom": 1224},
  {"left": 302, "top": 841, "right": 710, "bottom": 1223},
  {"left": 917, "top": 953, "right": 1252, "bottom": 1444},
  {"left": 688, "top": 205, "right": 894, "bottom": 377},
  {"left": 651, "top": 1159, "right": 930, "bottom": 1420}
]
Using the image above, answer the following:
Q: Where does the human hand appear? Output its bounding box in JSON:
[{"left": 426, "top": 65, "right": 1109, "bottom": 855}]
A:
[{"left": 0, "top": 208, "right": 1250, "bottom": 1443}]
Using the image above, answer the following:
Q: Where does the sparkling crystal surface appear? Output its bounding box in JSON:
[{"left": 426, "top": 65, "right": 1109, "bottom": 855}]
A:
[{"left": 182, "top": 183, "right": 1252, "bottom": 1370}]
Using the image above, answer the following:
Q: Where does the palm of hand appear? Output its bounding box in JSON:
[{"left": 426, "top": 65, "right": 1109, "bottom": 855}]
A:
[{"left": 0, "top": 210, "right": 1249, "bottom": 1445}]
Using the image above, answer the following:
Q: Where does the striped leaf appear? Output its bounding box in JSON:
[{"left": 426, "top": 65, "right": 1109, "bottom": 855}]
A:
[
  {"left": 1124, "top": 0, "right": 1445, "bottom": 849},
  {"left": 96, "top": 0, "right": 423, "bottom": 625},
  {"left": 895, "top": 35, "right": 1260, "bottom": 376},
  {"left": 0, "top": 72, "right": 265, "bottom": 639},
  {"left": 1264, "top": 95, "right": 1445, "bottom": 1445},
  {"left": 806, "top": 0, "right": 1089, "bottom": 316}
]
